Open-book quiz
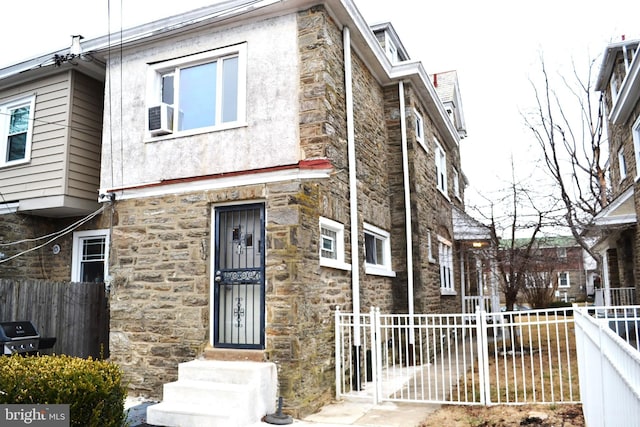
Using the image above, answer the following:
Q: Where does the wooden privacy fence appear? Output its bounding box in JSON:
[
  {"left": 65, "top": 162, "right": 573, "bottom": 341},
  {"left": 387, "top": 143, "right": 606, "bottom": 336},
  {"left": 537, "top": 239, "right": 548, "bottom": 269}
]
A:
[{"left": 0, "top": 279, "right": 109, "bottom": 358}]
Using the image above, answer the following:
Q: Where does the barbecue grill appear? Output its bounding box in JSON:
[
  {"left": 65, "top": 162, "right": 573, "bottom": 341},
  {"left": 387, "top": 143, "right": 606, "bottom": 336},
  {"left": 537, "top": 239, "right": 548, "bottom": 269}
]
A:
[{"left": 0, "top": 321, "right": 41, "bottom": 355}]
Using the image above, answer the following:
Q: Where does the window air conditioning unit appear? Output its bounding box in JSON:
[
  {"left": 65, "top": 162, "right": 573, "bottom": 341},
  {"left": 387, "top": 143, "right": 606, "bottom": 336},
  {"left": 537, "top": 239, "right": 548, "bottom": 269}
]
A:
[{"left": 148, "top": 103, "right": 174, "bottom": 136}]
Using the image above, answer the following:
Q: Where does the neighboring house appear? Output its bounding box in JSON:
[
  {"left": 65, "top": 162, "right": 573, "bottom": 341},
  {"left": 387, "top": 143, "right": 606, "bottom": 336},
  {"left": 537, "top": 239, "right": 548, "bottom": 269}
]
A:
[
  {"left": 592, "top": 38, "right": 640, "bottom": 306},
  {"left": 0, "top": 36, "right": 107, "bottom": 285},
  {"left": 0, "top": 0, "right": 485, "bottom": 420},
  {"left": 498, "top": 237, "right": 591, "bottom": 305}
]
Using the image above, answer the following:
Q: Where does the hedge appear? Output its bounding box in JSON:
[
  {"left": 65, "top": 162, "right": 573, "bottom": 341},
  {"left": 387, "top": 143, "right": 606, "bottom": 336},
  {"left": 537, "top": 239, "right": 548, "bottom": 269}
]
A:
[{"left": 0, "top": 354, "right": 127, "bottom": 427}]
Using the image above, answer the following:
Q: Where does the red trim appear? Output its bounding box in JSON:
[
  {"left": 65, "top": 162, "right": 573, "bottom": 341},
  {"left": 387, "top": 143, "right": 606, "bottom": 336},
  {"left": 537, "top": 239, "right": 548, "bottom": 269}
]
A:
[{"left": 106, "top": 158, "right": 333, "bottom": 193}]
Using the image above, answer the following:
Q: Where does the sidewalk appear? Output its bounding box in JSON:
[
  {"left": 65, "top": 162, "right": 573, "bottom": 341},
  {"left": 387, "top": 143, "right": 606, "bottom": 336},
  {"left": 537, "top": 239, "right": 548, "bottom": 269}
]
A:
[{"left": 125, "top": 396, "right": 440, "bottom": 427}]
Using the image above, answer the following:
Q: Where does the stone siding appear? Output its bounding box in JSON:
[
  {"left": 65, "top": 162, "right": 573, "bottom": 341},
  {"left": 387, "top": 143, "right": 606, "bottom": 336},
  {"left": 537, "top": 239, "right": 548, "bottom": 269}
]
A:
[{"left": 0, "top": 213, "right": 107, "bottom": 281}]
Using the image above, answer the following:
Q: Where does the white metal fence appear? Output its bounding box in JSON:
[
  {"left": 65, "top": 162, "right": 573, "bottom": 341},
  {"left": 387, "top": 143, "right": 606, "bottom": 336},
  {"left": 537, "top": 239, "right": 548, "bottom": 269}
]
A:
[
  {"left": 574, "top": 306, "right": 640, "bottom": 427},
  {"left": 595, "top": 287, "right": 637, "bottom": 306},
  {"left": 335, "top": 306, "right": 579, "bottom": 405}
]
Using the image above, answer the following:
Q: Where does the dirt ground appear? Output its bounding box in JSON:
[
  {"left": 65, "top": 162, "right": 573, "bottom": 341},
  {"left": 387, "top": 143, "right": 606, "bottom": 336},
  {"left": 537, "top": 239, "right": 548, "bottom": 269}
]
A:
[{"left": 419, "top": 403, "right": 584, "bottom": 427}]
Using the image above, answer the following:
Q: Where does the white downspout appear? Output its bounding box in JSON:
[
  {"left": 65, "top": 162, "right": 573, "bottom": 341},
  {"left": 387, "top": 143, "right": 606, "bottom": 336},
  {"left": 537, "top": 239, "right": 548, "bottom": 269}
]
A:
[
  {"left": 343, "top": 26, "right": 363, "bottom": 389},
  {"left": 398, "top": 81, "right": 415, "bottom": 345}
]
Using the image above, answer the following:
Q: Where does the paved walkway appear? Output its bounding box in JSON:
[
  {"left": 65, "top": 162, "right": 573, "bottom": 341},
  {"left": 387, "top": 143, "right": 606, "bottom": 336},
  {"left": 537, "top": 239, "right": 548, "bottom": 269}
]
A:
[{"left": 125, "top": 396, "right": 439, "bottom": 427}]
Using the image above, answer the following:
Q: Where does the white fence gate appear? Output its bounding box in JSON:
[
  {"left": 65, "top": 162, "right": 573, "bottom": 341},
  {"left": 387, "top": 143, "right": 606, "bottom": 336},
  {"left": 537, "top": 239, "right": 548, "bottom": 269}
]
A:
[
  {"left": 336, "top": 306, "right": 580, "bottom": 405},
  {"left": 574, "top": 306, "right": 640, "bottom": 427}
]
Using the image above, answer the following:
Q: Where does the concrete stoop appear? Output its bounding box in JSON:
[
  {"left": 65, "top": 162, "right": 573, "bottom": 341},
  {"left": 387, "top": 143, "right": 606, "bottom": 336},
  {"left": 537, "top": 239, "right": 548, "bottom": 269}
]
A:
[{"left": 146, "top": 359, "right": 277, "bottom": 427}]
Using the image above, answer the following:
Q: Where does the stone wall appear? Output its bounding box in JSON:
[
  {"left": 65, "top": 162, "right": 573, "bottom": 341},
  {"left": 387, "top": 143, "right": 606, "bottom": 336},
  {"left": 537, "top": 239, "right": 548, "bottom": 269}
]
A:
[{"left": 0, "top": 213, "right": 107, "bottom": 281}]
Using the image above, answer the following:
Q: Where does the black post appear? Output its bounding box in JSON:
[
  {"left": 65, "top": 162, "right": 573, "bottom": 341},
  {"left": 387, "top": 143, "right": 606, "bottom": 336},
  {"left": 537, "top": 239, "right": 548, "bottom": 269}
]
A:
[{"left": 352, "top": 345, "right": 362, "bottom": 391}]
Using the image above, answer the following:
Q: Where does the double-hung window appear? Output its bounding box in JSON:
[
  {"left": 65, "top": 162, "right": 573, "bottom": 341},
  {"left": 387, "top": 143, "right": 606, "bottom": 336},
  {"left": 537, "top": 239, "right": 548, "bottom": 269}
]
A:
[
  {"left": 434, "top": 138, "right": 447, "bottom": 195},
  {"left": 438, "top": 235, "right": 455, "bottom": 295},
  {"left": 558, "top": 272, "right": 570, "bottom": 288},
  {"left": 0, "top": 95, "right": 35, "bottom": 167},
  {"left": 633, "top": 115, "right": 640, "bottom": 180},
  {"left": 72, "top": 230, "right": 110, "bottom": 283},
  {"left": 364, "top": 223, "right": 395, "bottom": 277},
  {"left": 618, "top": 148, "right": 627, "bottom": 180},
  {"left": 414, "top": 109, "right": 425, "bottom": 150},
  {"left": 453, "top": 168, "right": 460, "bottom": 199},
  {"left": 148, "top": 43, "right": 246, "bottom": 136},
  {"left": 319, "top": 217, "right": 350, "bottom": 270}
]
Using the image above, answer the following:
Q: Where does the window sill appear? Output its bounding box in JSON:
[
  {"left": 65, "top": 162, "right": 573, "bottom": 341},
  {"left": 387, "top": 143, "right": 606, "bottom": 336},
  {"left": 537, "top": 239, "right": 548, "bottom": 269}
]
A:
[
  {"left": 365, "top": 265, "right": 396, "bottom": 277},
  {"left": 144, "top": 121, "right": 248, "bottom": 143},
  {"left": 440, "top": 288, "right": 457, "bottom": 296},
  {"left": 320, "top": 259, "right": 352, "bottom": 271},
  {"left": 436, "top": 187, "right": 451, "bottom": 202}
]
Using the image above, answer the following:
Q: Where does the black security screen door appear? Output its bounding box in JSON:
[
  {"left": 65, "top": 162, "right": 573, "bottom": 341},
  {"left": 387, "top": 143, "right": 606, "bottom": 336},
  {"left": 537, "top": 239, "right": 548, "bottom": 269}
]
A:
[{"left": 214, "top": 204, "right": 265, "bottom": 349}]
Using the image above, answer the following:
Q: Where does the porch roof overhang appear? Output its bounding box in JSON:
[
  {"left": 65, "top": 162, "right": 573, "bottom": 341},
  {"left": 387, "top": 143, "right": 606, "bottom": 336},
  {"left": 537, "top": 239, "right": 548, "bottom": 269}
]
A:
[
  {"left": 453, "top": 207, "right": 492, "bottom": 245},
  {"left": 592, "top": 186, "right": 637, "bottom": 228}
]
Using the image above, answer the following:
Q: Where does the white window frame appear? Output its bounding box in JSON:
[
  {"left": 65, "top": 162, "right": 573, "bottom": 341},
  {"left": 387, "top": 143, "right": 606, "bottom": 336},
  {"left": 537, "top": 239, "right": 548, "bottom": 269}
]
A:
[
  {"left": 633, "top": 115, "right": 640, "bottom": 181},
  {"left": 618, "top": 147, "right": 627, "bottom": 180},
  {"left": 319, "top": 217, "right": 351, "bottom": 271},
  {"left": 558, "top": 271, "right": 570, "bottom": 288},
  {"left": 0, "top": 95, "right": 35, "bottom": 168},
  {"left": 453, "top": 168, "right": 461, "bottom": 200},
  {"left": 71, "top": 229, "right": 110, "bottom": 283},
  {"left": 414, "top": 109, "right": 426, "bottom": 150},
  {"left": 146, "top": 43, "right": 247, "bottom": 139},
  {"left": 364, "top": 223, "right": 395, "bottom": 277},
  {"left": 438, "top": 235, "right": 455, "bottom": 295},
  {"left": 557, "top": 247, "right": 567, "bottom": 258},
  {"left": 427, "top": 231, "right": 437, "bottom": 263},
  {"left": 434, "top": 138, "right": 448, "bottom": 196}
]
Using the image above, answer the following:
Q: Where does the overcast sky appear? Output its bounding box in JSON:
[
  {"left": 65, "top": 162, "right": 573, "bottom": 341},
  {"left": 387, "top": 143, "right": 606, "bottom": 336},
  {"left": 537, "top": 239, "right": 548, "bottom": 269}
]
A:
[{"left": 2, "top": 0, "right": 639, "bottom": 212}]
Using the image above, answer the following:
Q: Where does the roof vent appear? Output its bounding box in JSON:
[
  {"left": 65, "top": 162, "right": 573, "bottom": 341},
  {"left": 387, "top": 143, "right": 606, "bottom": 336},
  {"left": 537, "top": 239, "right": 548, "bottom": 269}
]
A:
[{"left": 70, "top": 35, "right": 84, "bottom": 56}]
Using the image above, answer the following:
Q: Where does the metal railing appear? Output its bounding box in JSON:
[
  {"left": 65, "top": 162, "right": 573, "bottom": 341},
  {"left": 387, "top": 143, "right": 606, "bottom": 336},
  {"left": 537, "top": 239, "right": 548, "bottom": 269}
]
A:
[
  {"left": 335, "top": 306, "right": 579, "bottom": 406},
  {"left": 595, "top": 287, "right": 636, "bottom": 306},
  {"left": 574, "top": 306, "right": 640, "bottom": 427}
]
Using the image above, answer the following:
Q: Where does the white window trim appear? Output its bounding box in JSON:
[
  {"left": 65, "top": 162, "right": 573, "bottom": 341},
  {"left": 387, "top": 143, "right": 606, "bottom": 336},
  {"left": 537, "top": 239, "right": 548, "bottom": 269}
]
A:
[
  {"left": 145, "top": 43, "right": 247, "bottom": 140},
  {"left": 71, "top": 229, "right": 110, "bottom": 283},
  {"left": 618, "top": 148, "right": 627, "bottom": 180},
  {"left": 453, "top": 168, "right": 461, "bottom": 200},
  {"left": 414, "top": 109, "right": 426, "bottom": 151},
  {"left": 434, "top": 138, "right": 448, "bottom": 197},
  {"left": 438, "top": 235, "right": 456, "bottom": 295},
  {"left": 427, "top": 231, "right": 437, "bottom": 263},
  {"left": 364, "top": 223, "right": 395, "bottom": 277},
  {"left": 558, "top": 271, "right": 570, "bottom": 288},
  {"left": 633, "top": 115, "right": 640, "bottom": 182},
  {"left": 319, "top": 217, "right": 351, "bottom": 271},
  {"left": 0, "top": 95, "right": 36, "bottom": 168}
]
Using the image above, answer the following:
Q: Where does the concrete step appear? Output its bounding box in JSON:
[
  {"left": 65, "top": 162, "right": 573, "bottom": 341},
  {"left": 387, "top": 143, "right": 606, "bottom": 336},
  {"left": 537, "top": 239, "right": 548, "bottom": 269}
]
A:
[
  {"left": 161, "top": 379, "right": 250, "bottom": 405},
  {"left": 147, "top": 360, "right": 278, "bottom": 427},
  {"left": 146, "top": 401, "right": 246, "bottom": 427},
  {"left": 178, "top": 359, "right": 275, "bottom": 385}
]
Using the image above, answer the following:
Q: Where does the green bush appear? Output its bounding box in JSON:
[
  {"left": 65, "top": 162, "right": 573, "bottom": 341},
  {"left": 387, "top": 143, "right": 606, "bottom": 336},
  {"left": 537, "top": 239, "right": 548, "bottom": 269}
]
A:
[{"left": 0, "top": 354, "right": 127, "bottom": 427}]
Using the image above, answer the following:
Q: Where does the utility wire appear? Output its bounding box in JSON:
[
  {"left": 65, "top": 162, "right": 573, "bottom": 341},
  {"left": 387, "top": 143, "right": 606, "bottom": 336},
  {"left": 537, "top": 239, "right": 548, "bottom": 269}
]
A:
[
  {"left": 0, "top": 205, "right": 106, "bottom": 247},
  {"left": 0, "top": 205, "right": 106, "bottom": 264}
]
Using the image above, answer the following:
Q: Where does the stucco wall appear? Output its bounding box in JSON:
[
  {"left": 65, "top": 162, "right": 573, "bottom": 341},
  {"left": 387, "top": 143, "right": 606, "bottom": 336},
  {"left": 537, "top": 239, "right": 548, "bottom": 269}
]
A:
[{"left": 101, "top": 13, "right": 301, "bottom": 189}]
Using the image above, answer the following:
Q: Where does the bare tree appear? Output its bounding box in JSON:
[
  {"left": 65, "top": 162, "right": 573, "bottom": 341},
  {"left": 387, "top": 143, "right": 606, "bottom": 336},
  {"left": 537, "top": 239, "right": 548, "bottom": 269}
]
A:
[
  {"left": 522, "top": 267, "right": 558, "bottom": 309},
  {"left": 523, "top": 54, "right": 608, "bottom": 268},
  {"left": 474, "top": 157, "right": 557, "bottom": 311}
]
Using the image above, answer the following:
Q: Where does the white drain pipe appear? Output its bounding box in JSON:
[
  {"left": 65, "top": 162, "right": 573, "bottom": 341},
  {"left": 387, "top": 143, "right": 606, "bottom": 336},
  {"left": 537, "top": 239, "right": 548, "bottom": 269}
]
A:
[
  {"left": 343, "top": 26, "right": 362, "bottom": 390},
  {"left": 398, "top": 81, "right": 415, "bottom": 345}
]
